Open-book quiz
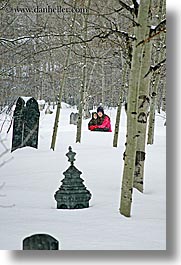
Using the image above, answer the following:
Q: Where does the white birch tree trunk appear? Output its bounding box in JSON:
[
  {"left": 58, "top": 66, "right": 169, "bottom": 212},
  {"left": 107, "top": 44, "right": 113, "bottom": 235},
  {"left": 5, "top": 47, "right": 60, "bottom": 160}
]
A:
[
  {"left": 101, "top": 61, "right": 106, "bottom": 107},
  {"left": 147, "top": 35, "right": 166, "bottom": 145},
  {"left": 162, "top": 82, "right": 166, "bottom": 112},
  {"left": 113, "top": 62, "right": 128, "bottom": 148},
  {"left": 147, "top": 89, "right": 156, "bottom": 145},
  {"left": 120, "top": 0, "right": 152, "bottom": 217},
  {"left": 76, "top": 0, "right": 91, "bottom": 143},
  {"left": 147, "top": 0, "right": 166, "bottom": 145},
  {"left": 50, "top": 2, "right": 77, "bottom": 150},
  {"left": 133, "top": 8, "right": 152, "bottom": 192}
]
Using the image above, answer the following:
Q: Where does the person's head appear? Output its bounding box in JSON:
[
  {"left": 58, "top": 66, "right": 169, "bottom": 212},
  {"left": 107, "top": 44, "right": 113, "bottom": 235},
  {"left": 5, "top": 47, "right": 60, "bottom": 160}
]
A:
[
  {"left": 97, "top": 106, "right": 104, "bottom": 118},
  {"left": 92, "top": 112, "right": 97, "bottom": 119}
]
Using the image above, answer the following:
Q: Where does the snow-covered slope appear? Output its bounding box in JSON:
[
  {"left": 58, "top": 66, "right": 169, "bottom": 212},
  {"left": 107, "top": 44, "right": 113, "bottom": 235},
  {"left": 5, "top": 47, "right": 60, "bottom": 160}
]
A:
[{"left": 0, "top": 105, "right": 166, "bottom": 250}]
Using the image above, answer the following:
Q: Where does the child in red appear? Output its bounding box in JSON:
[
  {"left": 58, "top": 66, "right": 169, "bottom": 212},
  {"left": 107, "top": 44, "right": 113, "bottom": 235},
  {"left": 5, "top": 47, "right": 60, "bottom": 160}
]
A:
[{"left": 88, "top": 112, "right": 98, "bottom": 131}]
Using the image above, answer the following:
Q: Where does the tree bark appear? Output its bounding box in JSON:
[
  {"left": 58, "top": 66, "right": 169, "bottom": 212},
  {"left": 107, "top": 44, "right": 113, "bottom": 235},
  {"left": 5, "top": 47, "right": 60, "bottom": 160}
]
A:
[
  {"left": 50, "top": 2, "right": 77, "bottom": 150},
  {"left": 120, "top": 0, "right": 152, "bottom": 217},
  {"left": 133, "top": 7, "right": 152, "bottom": 193},
  {"left": 147, "top": 36, "right": 166, "bottom": 145},
  {"left": 76, "top": 0, "right": 91, "bottom": 143},
  {"left": 162, "top": 82, "right": 166, "bottom": 112},
  {"left": 113, "top": 62, "right": 128, "bottom": 148},
  {"left": 147, "top": 0, "right": 166, "bottom": 145}
]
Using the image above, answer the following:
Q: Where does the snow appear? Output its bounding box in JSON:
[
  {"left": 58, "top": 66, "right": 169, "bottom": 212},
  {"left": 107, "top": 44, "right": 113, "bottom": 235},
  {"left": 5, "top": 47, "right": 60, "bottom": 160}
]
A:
[
  {"left": 20, "top": 96, "right": 32, "bottom": 104},
  {"left": 0, "top": 104, "right": 166, "bottom": 250},
  {"left": 37, "top": 99, "right": 46, "bottom": 105}
]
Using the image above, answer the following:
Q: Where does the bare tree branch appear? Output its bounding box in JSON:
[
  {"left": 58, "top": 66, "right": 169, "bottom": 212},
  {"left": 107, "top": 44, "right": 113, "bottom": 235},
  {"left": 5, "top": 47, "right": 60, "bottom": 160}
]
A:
[{"left": 144, "top": 58, "right": 166, "bottom": 78}]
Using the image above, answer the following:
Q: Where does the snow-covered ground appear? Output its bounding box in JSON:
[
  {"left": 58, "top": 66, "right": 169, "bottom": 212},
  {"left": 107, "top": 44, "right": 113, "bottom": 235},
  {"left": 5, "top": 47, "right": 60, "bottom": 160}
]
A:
[{"left": 0, "top": 104, "right": 166, "bottom": 250}]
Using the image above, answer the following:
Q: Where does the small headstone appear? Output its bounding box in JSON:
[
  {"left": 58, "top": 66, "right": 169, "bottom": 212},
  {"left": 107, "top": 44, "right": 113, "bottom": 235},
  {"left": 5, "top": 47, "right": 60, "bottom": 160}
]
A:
[
  {"left": 70, "top": 112, "right": 78, "bottom": 125},
  {"left": 23, "top": 234, "right": 59, "bottom": 250},
  {"left": 37, "top": 99, "right": 46, "bottom": 111},
  {"left": 45, "top": 105, "right": 53, "bottom": 114}
]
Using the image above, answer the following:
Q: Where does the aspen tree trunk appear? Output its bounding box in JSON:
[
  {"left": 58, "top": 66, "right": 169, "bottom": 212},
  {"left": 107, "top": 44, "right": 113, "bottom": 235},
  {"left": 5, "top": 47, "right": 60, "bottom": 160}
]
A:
[
  {"left": 76, "top": 81, "right": 84, "bottom": 143},
  {"left": 50, "top": 2, "right": 77, "bottom": 150},
  {"left": 112, "top": 18, "right": 129, "bottom": 148},
  {"left": 83, "top": 91, "right": 89, "bottom": 118},
  {"left": 147, "top": 90, "right": 156, "bottom": 144},
  {"left": 133, "top": 8, "right": 152, "bottom": 192},
  {"left": 50, "top": 47, "right": 72, "bottom": 150},
  {"left": 120, "top": 0, "right": 152, "bottom": 217},
  {"left": 147, "top": 0, "right": 166, "bottom": 144},
  {"left": 147, "top": 36, "right": 166, "bottom": 145},
  {"left": 76, "top": 0, "right": 91, "bottom": 143},
  {"left": 113, "top": 62, "right": 128, "bottom": 148},
  {"left": 157, "top": 87, "right": 162, "bottom": 114},
  {"left": 162, "top": 82, "right": 166, "bottom": 112},
  {"left": 101, "top": 61, "right": 106, "bottom": 106}
]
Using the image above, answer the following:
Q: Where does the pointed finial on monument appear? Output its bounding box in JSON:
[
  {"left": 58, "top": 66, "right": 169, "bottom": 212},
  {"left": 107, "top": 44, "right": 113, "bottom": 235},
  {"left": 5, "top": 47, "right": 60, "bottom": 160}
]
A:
[{"left": 66, "top": 146, "right": 76, "bottom": 165}]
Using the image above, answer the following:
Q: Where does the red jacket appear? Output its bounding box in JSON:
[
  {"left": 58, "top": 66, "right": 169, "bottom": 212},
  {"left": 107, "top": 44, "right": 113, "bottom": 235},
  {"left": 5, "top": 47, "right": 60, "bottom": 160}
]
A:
[
  {"left": 97, "top": 115, "right": 112, "bottom": 132},
  {"left": 89, "top": 115, "right": 112, "bottom": 132}
]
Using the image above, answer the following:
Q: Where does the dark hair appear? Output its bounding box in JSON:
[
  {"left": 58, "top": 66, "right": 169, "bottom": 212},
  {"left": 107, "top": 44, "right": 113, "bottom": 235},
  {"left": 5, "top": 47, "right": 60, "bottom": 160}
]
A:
[
  {"left": 97, "top": 106, "right": 104, "bottom": 115},
  {"left": 92, "top": 112, "right": 97, "bottom": 119}
]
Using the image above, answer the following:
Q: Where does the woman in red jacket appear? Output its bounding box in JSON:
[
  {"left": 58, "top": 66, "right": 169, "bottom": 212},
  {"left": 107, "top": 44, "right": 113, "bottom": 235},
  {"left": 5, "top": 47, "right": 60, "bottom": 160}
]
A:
[{"left": 88, "top": 106, "right": 112, "bottom": 132}]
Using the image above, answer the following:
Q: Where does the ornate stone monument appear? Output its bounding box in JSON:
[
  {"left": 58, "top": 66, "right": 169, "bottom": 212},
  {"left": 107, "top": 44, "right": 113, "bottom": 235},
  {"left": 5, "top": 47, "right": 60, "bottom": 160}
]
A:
[
  {"left": 23, "top": 234, "right": 59, "bottom": 250},
  {"left": 54, "top": 146, "right": 92, "bottom": 209}
]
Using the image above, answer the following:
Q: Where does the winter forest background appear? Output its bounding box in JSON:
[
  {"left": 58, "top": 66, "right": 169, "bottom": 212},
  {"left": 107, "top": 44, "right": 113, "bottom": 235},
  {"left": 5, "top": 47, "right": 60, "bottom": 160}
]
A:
[
  {"left": 0, "top": 0, "right": 166, "bottom": 250},
  {"left": 0, "top": 0, "right": 166, "bottom": 112}
]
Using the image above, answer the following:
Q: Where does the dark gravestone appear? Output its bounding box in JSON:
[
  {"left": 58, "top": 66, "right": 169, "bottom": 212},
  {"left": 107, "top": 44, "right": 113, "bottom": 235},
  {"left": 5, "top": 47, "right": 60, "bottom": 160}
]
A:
[
  {"left": 23, "top": 234, "right": 59, "bottom": 250},
  {"left": 11, "top": 97, "right": 25, "bottom": 152},
  {"left": 70, "top": 112, "right": 78, "bottom": 125},
  {"left": 70, "top": 112, "right": 74, "bottom": 124},
  {"left": 54, "top": 146, "right": 92, "bottom": 209},
  {"left": 12, "top": 97, "right": 40, "bottom": 152},
  {"left": 23, "top": 98, "right": 40, "bottom": 148},
  {"left": 74, "top": 113, "right": 79, "bottom": 124}
]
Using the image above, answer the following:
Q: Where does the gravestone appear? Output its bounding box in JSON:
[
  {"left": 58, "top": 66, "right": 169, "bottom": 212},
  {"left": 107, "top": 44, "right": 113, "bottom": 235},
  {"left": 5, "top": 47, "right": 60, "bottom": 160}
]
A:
[
  {"left": 54, "top": 146, "right": 92, "bottom": 209},
  {"left": 83, "top": 110, "right": 91, "bottom": 119},
  {"left": 23, "top": 234, "right": 59, "bottom": 250},
  {"left": 69, "top": 112, "right": 78, "bottom": 125},
  {"left": 45, "top": 105, "right": 53, "bottom": 114},
  {"left": 24, "top": 98, "right": 40, "bottom": 148},
  {"left": 37, "top": 99, "right": 45, "bottom": 111},
  {"left": 12, "top": 97, "right": 40, "bottom": 152},
  {"left": 11, "top": 97, "right": 25, "bottom": 152}
]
